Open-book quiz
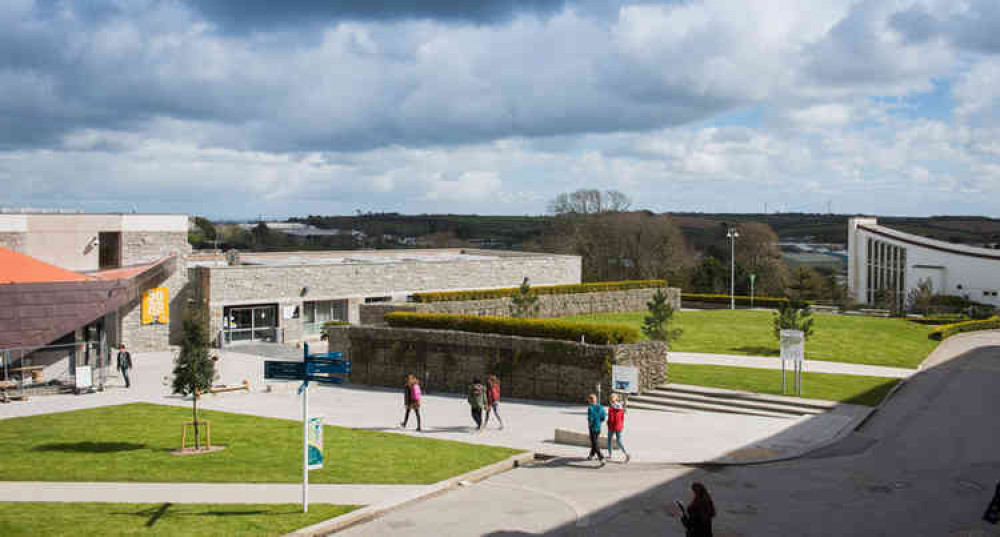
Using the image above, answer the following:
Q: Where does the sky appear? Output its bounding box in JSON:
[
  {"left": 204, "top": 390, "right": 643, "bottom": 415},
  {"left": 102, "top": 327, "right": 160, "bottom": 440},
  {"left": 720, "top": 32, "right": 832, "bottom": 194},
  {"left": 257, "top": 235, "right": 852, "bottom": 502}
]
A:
[{"left": 1, "top": 0, "right": 1000, "bottom": 219}]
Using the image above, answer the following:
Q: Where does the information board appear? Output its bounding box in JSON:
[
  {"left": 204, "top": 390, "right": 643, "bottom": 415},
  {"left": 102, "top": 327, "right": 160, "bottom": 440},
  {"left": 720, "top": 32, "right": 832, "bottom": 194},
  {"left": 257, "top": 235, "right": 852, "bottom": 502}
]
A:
[
  {"left": 780, "top": 329, "right": 805, "bottom": 362},
  {"left": 611, "top": 365, "right": 639, "bottom": 394}
]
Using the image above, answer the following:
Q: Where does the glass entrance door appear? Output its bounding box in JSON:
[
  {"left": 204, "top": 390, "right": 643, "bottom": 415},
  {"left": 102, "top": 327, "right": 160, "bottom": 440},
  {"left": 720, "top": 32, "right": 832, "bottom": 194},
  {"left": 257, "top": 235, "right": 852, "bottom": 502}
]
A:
[{"left": 224, "top": 304, "right": 278, "bottom": 344}]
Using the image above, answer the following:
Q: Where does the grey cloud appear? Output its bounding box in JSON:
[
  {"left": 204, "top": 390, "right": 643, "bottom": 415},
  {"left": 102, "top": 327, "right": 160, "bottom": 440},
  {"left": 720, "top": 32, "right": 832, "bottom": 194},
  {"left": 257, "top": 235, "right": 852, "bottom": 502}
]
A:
[{"left": 889, "top": 1, "right": 1000, "bottom": 54}]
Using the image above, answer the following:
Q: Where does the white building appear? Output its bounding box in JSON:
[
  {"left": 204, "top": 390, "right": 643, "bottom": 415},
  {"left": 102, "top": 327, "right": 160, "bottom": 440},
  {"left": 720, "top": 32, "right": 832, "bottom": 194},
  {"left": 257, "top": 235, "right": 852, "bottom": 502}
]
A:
[{"left": 847, "top": 217, "right": 1000, "bottom": 310}]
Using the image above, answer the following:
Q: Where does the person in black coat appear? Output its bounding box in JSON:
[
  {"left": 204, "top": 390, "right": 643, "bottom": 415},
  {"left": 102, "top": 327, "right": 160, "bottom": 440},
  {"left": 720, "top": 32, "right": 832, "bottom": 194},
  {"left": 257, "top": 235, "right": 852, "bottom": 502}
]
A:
[
  {"left": 682, "top": 482, "right": 716, "bottom": 537},
  {"left": 116, "top": 344, "right": 133, "bottom": 388}
]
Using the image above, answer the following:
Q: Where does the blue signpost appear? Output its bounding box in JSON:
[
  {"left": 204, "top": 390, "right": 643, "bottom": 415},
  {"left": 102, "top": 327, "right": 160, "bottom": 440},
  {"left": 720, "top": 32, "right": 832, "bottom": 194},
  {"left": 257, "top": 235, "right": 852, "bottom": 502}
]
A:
[{"left": 263, "top": 343, "right": 351, "bottom": 513}]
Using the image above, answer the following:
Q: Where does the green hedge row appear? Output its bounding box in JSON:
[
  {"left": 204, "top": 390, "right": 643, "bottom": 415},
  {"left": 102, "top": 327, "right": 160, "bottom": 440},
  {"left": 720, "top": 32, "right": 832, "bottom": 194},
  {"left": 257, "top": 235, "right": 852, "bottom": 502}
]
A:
[
  {"left": 384, "top": 312, "right": 639, "bottom": 345},
  {"left": 928, "top": 317, "right": 1000, "bottom": 341},
  {"left": 681, "top": 293, "right": 794, "bottom": 308},
  {"left": 410, "top": 280, "right": 667, "bottom": 303},
  {"left": 907, "top": 314, "right": 969, "bottom": 326}
]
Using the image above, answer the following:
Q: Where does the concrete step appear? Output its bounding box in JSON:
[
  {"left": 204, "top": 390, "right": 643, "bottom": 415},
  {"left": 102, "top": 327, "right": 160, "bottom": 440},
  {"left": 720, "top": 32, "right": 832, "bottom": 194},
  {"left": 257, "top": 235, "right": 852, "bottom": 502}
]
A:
[
  {"left": 628, "top": 395, "right": 799, "bottom": 419},
  {"left": 639, "top": 388, "right": 826, "bottom": 417},
  {"left": 660, "top": 383, "right": 838, "bottom": 411}
]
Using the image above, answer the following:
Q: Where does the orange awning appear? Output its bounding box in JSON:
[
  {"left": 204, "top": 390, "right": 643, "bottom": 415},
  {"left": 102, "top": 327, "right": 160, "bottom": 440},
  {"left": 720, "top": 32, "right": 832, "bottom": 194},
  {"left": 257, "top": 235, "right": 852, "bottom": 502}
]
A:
[{"left": 0, "top": 248, "right": 93, "bottom": 284}]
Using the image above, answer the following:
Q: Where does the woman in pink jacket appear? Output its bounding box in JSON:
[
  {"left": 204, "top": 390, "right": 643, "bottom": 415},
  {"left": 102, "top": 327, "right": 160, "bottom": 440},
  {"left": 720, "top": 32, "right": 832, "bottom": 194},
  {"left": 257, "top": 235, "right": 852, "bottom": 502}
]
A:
[{"left": 400, "top": 374, "right": 422, "bottom": 432}]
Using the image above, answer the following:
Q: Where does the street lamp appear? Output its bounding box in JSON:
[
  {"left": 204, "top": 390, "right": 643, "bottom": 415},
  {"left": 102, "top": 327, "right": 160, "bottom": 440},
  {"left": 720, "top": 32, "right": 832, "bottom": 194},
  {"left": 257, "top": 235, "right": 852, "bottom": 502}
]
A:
[{"left": 727, "top": 228, "right": 740, "bottom": 309}]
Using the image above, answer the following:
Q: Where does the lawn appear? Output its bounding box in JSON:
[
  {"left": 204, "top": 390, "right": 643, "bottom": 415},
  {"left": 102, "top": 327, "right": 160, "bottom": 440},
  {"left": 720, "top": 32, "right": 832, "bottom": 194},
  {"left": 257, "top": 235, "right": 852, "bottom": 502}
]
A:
[
  {"left": 0, "top": 403, "right": 519, "bottom": 484},
  {"left": 668, "top": 364, "right": 899, "bottom": 406},
  {"left": 0, "top": 502, "right": 356, "bottom": 537},
  {"left": 564, "top": 309, "right": 938, "bottom": 368}
]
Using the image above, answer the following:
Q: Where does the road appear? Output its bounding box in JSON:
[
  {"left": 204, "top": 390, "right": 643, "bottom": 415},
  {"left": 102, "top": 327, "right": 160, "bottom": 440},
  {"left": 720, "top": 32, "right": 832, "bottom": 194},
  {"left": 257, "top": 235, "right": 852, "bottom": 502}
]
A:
[{"left": 339, "top": 333, "right": 1000, "bottom": 536}]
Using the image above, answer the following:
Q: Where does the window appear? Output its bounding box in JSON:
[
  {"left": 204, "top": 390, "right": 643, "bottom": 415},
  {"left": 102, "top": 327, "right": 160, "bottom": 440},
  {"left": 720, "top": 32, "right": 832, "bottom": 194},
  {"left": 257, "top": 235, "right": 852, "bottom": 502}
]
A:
[
  {"left": 98, "top": 232, "right": 121, "bottom": 270},
  {"left": 303, "top": 300, "right": 348, "bottom": 335},
  {"left": 364, "top": 296, "right": 392, "bottom": 304}
]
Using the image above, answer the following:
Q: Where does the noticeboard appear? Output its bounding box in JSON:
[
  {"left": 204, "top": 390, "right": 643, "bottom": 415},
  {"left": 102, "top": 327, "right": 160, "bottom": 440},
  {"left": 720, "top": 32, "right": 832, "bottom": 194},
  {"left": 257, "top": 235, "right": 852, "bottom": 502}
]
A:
[
  {"left": 780, "top": 329, "right": 805, "bottom": 362},
  {"left": 611, "top": 365, "right": 639, "bottom": 394}
]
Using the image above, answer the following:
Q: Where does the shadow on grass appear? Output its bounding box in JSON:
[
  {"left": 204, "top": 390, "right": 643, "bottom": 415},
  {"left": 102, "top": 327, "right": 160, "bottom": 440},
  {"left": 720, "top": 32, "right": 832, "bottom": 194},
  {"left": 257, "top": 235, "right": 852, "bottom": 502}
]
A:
[
  {"left": 113, "top": 503, "right": 272, "bottom": 528},
  {"left": 731, "top": 346, "right": 779, "bottom": 356},
  {"left": 33, "top": 441, "right": 147, "bottom": 453}
]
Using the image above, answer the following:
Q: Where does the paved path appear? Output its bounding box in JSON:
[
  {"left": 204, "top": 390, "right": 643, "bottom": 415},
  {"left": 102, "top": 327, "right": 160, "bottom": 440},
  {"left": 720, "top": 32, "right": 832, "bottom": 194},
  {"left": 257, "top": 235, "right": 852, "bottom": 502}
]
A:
[
  {"left": 669, "top": 351, "right": 915, "bottom": 378},
  {"left": 336, "top": 331, "right": 1000, "bottom": 537},
  {"left": 0, "top": 482, "right": 429, "bottom": 506}
]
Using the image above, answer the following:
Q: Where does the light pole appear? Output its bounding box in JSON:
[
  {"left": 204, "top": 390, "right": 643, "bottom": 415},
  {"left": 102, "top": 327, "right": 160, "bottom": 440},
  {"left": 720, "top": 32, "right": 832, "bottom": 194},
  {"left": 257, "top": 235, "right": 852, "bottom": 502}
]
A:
[{"left": 727, "top": 228, "right": 740, "bottom": 309}]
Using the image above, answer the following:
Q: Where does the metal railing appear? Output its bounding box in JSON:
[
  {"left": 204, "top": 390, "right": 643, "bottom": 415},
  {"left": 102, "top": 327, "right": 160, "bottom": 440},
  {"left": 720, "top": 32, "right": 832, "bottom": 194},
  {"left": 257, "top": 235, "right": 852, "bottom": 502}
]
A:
[{"left": 1, "top": 341, "right": 112, "bottom": 394}]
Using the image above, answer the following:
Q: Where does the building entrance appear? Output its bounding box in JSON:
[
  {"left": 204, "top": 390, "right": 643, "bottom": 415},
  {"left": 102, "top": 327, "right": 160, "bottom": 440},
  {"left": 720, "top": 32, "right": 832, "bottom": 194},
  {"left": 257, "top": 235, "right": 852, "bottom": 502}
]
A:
[{"left": 223, "top": 304, "right": 279, "bottom": 344}]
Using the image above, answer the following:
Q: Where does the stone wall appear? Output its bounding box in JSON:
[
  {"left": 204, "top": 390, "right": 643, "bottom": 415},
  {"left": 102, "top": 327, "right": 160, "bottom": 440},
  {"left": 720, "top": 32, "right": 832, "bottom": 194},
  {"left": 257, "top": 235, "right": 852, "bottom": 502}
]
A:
[
  {"left": 326, "top": 325, "right": 668, "bottom": 403},
  {"left": 358, "top": 287, "right": 681, "bottom": 325},
  {"left": 0, "top": 232, "right": 25, "bottom": 252},
  {"left": 118, "top": 231, "right": 192, "bottom": 352}
]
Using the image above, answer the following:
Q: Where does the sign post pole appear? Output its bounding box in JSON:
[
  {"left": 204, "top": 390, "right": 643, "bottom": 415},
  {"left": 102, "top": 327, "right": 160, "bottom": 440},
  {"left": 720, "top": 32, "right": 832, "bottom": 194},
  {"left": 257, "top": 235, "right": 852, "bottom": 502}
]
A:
[{"left": 302, "top": 379, "right": 309, "bottom": 513}]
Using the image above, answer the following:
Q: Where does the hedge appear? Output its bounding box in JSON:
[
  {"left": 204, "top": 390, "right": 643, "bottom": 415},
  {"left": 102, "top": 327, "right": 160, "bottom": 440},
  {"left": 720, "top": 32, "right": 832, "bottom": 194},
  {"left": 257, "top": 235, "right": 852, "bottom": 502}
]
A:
[
  {"left": 384, "top": 312, "right": 639, "bottom": 345},
  {"left": 681, "top": 293, "right": 795, "bottom": 309},
  {"left": 907, "top": 314, "right": 968, "bottom": 326},
  {"left": 928, "top": 316, "right": 1000, "bottom": 341},
  {"left": 410, "top": 280, "right": 667, "bottom": 303}
]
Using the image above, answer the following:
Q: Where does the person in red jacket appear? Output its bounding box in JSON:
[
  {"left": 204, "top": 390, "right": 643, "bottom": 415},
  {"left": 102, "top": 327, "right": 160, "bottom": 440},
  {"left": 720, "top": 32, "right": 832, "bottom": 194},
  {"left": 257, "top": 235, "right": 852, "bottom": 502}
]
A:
[
  {"left": 606, "top": 393, "right": 630, "bottom": 463},
  {"left": 484, "top": 374, "right": 504, "bottom": 430}
]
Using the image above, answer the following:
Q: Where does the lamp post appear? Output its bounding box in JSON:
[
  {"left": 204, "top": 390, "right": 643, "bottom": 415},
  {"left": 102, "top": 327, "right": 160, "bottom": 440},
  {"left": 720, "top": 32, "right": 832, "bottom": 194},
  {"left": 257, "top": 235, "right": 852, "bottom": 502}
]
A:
[{"left": 727, "top": 228, "right": 740, "bottom": 310}]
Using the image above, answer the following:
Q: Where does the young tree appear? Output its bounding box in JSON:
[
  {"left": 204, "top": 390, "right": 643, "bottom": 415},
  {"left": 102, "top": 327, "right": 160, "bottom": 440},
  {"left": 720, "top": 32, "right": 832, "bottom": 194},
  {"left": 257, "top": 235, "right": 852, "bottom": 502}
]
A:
[
  {"left": 510, "top": 277, "right": 540, "bottom": 318},
  {"left": 773, "top": 299, "right": 815, "bottom": 341},
  {"left": 906, "top": 278, "right": 934, "bottom": 314},
  {"left": 642, "top": 288, "right": 683, "bottom": 343},
  {"left": 172, "top": 304, "right": 216, "bottom": 450}
]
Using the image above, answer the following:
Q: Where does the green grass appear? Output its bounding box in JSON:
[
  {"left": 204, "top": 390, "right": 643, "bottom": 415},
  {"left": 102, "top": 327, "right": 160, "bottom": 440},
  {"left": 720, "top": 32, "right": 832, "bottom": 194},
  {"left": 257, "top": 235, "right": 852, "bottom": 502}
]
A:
[
  {"left": 668, "top": 364, "right": 899, "bottom": 406},
  {"left": 563, "top": 309, "right": 938, "bottom": 368},
  {"left": 0, "top": 403, "right": 519, "bottom": 484},
  {"left": 0, "top": 502, "right": 356, "bottom": 537}
]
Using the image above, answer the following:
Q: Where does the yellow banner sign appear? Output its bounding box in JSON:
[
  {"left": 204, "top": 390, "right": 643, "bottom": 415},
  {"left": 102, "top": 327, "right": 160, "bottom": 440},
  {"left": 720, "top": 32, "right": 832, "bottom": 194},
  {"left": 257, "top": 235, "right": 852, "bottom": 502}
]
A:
[{"left": 141, "top": 287, "right": 169, "bottom": 325}]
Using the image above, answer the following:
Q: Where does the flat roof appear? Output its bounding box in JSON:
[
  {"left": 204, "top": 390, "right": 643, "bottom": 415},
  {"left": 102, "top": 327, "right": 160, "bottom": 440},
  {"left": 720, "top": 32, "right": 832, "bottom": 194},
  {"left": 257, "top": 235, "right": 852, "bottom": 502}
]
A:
[{"left": 187, "top": 248, "right": 564, "bottom": 268}]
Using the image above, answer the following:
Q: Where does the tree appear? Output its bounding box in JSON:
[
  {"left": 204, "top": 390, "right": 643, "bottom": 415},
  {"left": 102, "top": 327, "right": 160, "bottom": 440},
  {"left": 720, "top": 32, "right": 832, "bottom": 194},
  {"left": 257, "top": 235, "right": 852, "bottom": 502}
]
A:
[
  {"left": 787, "top": 266, "right": 826, "bottom": 301},
  {"left": 906, "top": 278, "right": 934, "bottom": 314},
  {"left": 510, "top": 277, "right": 540, "bottom": 318},
  {"left": 689, "top": 256, "right": 729, "bottom": 293},
  {"left": 773, "top": 299, "right": 815, "bottom": 341},
  {"left": 548, "top": 189, "right": 631, "bottom": 215},
  {"left": 172, "top": 304, "right": 216, "bottom": 450},
  {"left": 642, "top": 288, "right": 683, "bottom": 343}
]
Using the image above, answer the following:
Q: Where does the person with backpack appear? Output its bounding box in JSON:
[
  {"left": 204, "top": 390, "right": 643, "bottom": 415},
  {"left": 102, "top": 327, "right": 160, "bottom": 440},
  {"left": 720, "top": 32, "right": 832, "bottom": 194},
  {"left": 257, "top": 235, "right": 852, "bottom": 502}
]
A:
[
  {"left": 606, "top": 392, "right": 630, "bottom": 463},
  {"left": 586, "top": 393, "right": 606, "bottom": 466},
  {"left": 483, "top": 374, "right": 504, "bottom": 430},
  {"left": 468, "top": 377, "right": 488, "bottom": 432},
  {"left": 399, "top": 374, "right": 422, "bottom": 432}
]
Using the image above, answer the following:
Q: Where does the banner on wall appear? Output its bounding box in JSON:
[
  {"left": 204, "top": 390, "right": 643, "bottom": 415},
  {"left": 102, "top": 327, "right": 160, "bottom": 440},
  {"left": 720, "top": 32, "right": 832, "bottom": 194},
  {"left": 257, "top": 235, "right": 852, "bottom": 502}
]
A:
[{"left": 141, "top": 287, "right": 170, "bottom": 325}]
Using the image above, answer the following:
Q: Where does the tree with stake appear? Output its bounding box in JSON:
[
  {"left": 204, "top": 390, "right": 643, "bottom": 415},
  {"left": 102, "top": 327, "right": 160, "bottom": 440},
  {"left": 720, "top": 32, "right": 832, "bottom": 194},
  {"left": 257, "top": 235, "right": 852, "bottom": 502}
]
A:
[
  {"left": 773, "top": 299, "right": 815, "bottom": 341},
  {"left": 642, "top": 288, "right": 683, "bottom": 343},
  {"left": 172, "top": 304, "right": 216, "bottom": 450},
  {"left": 510, "top": 277, "right": 540, "bottom": 318}
]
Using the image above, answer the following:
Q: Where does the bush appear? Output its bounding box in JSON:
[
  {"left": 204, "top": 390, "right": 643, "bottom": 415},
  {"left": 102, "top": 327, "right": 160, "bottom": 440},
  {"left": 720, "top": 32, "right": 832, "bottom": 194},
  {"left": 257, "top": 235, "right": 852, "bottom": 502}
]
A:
[
  {"left": 928, "top": 317, "right": 1000, "bottom": 341},
  {"left": 681, "top": 293, "right": 795, "bottom": 309},
  {"left": 384, "top": 312, "right": 639, "bottom": 345},
  {"left": 907, "top": 314, "right": 968, "bottom": 326},
  {"left": 411, "top": 280, "right": 666, "bottom": 303}
]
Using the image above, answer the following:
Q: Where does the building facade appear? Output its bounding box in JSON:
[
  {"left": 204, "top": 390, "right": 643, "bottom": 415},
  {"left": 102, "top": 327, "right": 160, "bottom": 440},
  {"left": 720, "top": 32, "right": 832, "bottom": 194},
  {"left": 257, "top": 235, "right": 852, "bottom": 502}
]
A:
[{"left": 848, "top": 217, "right": 1000, "bottom": 310}]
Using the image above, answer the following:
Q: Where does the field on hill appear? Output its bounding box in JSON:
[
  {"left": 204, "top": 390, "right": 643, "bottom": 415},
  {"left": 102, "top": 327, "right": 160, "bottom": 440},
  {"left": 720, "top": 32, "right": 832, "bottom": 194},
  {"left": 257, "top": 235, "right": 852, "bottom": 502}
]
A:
[{"left": 563, "top": 309, "right": 938, "bottom": 369}]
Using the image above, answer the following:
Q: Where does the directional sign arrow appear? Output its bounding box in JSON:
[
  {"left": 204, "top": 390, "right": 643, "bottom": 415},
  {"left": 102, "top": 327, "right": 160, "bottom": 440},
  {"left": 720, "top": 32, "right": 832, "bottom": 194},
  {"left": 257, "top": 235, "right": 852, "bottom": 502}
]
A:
[
  {"left": 307, "top": 352, "right": 344, "bottom": 361},
  {"left": 307, "top": 375, "right": 345, "bottom": 385},
  {"left": 264, "top": 361, "right": 305, "bottom": 381},
  {"left": 306, "top": 360, "right": 351, "bottom": 376}
]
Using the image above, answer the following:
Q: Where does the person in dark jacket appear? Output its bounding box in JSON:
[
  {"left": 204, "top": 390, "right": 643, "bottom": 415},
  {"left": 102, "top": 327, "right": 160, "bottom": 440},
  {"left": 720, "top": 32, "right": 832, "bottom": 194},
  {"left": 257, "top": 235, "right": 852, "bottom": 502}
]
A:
[
  {"left": 399, "top": 374, "right": 422, "bottom": 431},
  {"left": 116, "top": 344, "right": 133, "bottom": 388},
  {"left": 586, "top": 393, "right": 606, "bottom": 465},
  {"left": 483, "top": 374, "right": 504, "bottom": 430},
  {"left": 682, "top": 481, "right": 716, "bottom": 537},
  {"left": 468, "top": 378, "right": 488, "bottom": 431}
]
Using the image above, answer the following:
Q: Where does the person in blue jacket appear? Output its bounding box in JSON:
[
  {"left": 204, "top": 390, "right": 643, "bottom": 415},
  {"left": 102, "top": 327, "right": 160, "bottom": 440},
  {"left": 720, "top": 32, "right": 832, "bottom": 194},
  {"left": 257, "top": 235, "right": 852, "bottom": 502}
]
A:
[{"left": 586, "top": 393, "right": 606, "bottom": 466}]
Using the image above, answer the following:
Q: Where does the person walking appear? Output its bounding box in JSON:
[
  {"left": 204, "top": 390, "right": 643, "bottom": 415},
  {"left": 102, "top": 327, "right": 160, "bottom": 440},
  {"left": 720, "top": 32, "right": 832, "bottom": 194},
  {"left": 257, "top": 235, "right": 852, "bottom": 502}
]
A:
[
  {"left": 606, "top": 393, "right": 630, "bottom": 463},
  {"left": 468, "top": 377, "right": 488, "bottom": 432},
  {"left": 680, "top": 482, "right": 716, "bottom": 537},
  {"left": 399, "top": 374, "right": 422, "bottom": 431},
  {"left": 586, "top": 393, "right": 606, "bottom": 465},
  {"left": 116, "top": 344, "right": 133, "bottom": 389},
  {"left": 483, "top": 374, "right": 504, "bottom": 430}
]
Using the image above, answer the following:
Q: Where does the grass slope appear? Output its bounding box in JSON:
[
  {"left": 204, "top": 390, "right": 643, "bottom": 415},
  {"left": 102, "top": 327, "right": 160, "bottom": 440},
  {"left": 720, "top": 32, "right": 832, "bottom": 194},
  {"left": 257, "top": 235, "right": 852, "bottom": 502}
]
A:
[
  {"left": 564, "top": 309, "right": 938, "bottom": 368},
  {"left": 0, "top": 502, "right": 356, "bottom": 537},
  {"left": 0, "top": 403, "right": 519, "bottom": 484},
  {"left": 668, "top": 364, "right": 899, "bottom": 406}
]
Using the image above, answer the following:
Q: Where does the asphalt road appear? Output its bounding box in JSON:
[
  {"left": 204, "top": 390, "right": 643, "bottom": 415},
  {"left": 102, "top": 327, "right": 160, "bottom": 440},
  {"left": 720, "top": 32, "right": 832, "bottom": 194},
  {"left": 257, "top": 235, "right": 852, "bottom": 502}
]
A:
[{"left": 339, "top": 339, "right": 1000, "bottom": 536}]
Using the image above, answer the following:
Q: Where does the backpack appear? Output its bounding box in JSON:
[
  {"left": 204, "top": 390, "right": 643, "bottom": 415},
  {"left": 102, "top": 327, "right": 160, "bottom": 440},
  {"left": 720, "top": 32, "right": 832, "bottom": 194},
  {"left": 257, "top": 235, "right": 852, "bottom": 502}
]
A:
[{"left": 468, "top": 384, "right": 484, "bottom": 407}]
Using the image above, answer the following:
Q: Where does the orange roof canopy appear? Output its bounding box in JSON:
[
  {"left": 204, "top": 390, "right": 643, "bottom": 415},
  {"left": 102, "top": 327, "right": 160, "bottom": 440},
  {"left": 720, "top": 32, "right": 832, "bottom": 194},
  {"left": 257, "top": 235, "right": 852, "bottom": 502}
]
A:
[{"left": 0, "top": 247, "right": 92, "bottom": 284}]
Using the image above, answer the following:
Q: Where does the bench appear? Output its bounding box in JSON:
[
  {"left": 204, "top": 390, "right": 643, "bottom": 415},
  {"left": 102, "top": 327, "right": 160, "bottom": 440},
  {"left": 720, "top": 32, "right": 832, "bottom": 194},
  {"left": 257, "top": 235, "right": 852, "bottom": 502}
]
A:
[{"left": 7, "top": 365, "right": 44, "bottom": 383}]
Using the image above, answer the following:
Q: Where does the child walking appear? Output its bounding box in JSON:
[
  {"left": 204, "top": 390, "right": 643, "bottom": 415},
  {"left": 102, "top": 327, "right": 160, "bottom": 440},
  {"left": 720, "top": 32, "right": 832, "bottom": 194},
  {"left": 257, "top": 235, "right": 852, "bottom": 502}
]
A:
[
  {"left": 468, "top": 378, "right": 488, "bottom": 431},
  {"left": 400, "top": 374, "right": 422, "bottom": 431},
  {"left": 606, "top": 393, "right": 630, "bottom": 463},
  {"left": 484, "top": 374, "right": 504, "bottom": 430},
  {"left": 586, "top": 393, "right": 606, "bottom": 465}
]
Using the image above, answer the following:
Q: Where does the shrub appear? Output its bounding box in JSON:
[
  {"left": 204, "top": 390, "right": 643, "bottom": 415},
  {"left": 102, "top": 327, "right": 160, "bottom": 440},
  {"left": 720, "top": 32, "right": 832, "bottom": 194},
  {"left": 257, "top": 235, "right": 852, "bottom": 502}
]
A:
[
  {"left": 907, "top": 314, "right": 968, "bottom": 326},
  {"left": 411, "top": 280, "right": 666, "bottom": 303},
  {"left": 319, "top": 320, "right": 351, "bottom": 340},
  {"left": 384, "top": 312, "right": 639, "bottom": 345},
  {"left": 681, "top": 293, "right": 795, "bottom": 309},
  {"left": 928, "top": 317, "right": 1000, "bottom": 341}
]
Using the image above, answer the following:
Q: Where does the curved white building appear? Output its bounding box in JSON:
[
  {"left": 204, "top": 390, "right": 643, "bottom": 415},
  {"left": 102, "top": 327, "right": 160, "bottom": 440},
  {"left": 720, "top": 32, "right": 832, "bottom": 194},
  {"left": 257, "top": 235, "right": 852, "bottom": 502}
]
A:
[{"left": 848, "top": 217, "right": 1000, "bottom": 310}]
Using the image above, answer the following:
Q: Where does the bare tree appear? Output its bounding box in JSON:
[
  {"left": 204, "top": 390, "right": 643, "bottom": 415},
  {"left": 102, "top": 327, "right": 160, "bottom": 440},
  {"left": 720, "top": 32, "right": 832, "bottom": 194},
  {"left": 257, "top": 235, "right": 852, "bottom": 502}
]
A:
[{"left": 548, "top": 189, "right": 632, "bottom": 215}]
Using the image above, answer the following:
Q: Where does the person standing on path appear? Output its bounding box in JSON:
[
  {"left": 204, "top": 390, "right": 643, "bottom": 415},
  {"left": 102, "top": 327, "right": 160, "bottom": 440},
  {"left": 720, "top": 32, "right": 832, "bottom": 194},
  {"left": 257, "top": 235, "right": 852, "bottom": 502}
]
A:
[
  {"left": 586, "top": 393, "right": 606, "bottom": 465},
  {"left": 680, "top": 482, "right": 716, "bottom": 537},
  {"left": 483, "top": 374, "right": 504, "bottom": 430},
  {"left": 606, "top": 393, "right": 630, "bottom": 463},
  {"left": 400, "top": 374, "right": 422, "bottom": 431},
  {"left": 116, "top": 344, "right": 133, "bottom": 389},
  {"left": 468, "top": 377, "right": 487, "bottom": 432}
]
